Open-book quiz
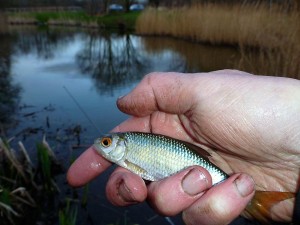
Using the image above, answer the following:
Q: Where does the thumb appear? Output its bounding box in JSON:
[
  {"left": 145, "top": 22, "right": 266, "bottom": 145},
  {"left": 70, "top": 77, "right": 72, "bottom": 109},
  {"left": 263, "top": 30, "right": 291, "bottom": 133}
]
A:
[
  {"left": 117, "top": 72, "right": 198, "bottom": 116},
  {"left": 182, "top": 173, "right": 255, "bottom": 225}
]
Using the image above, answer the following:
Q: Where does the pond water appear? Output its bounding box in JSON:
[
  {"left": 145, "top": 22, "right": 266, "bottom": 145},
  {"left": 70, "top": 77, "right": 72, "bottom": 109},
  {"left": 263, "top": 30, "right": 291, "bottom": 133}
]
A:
[{"left": 0, "top": 26, "right": 246, "bottom": 225}]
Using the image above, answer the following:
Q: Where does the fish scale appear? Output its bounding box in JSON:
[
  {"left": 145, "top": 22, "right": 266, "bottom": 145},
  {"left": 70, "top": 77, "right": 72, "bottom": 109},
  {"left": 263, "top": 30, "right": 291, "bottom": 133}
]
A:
[
  {"left": 95, "top": 132, "right": 228, "bottom": 184},
  {"left": 94, "top": 132, "right": 296, "bottom": 224}
]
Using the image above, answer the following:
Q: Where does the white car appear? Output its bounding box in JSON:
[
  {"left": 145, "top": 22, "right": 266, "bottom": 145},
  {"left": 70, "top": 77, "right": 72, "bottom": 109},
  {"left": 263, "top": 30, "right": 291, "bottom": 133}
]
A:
[
  {"left": 108, "top": 4, "right": 124, "bottom": 12},
  {"left": 130, "top": 4, "right": 144, "bottom": 11}
]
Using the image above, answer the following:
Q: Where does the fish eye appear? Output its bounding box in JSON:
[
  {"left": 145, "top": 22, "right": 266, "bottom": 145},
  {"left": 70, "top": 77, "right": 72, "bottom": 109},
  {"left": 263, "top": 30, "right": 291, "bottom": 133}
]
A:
[{"left": 101, "top": 137, "right": 112, "bottom": 147}]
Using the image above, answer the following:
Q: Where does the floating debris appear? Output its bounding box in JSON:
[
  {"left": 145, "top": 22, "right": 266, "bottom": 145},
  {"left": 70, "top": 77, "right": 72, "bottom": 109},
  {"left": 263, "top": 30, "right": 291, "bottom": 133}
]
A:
[
  {"left": 43, "top": 104, "right": 55, "bottom": 112},
  {"left": 23, "top": 111, "right": 39, "bottom": 117},
  {"left": 18, "top": 104, "right": 35, "bottom": 110}
]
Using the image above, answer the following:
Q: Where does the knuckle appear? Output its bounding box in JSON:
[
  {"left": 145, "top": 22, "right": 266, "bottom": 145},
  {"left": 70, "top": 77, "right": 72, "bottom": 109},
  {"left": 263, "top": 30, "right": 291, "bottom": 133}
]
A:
[
  {"left": 182, "top": 200, "right": 232, "bottom": 225},
  {"left": 147, "top": 184, "right": 177, "bottom": 216},
  {"left": 203, "top": 201, "right": 232, "bottom": 224},
  {"left": 147, "top": 190, "right": 168, "bottom": 214},
  {"left": 144, "top": 72, "right": 162, "bottom": 83},
  {"left": 105, "top": 178, "right": 122, "bottom": 205}
]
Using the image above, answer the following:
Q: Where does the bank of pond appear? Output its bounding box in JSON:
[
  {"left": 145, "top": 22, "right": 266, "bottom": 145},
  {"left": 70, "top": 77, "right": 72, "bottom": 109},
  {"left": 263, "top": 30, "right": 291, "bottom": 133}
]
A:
[
  {"left": 3, "top": 3, "right": 300, "bottom": 77},
  {"left": 1, "top": 2, "right": 300, "bottom": 225}
]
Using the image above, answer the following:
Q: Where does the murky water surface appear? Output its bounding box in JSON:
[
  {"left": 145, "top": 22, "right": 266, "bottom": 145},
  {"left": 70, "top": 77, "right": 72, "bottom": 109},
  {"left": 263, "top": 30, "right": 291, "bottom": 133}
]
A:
[{"left": 0, "top": 26, "right": 243, "bottom": 225}]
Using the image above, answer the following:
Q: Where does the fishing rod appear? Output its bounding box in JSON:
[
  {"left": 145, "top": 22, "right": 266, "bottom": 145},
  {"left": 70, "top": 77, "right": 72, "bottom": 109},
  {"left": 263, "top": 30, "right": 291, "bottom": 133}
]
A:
[{"left": 63, "top": 86, "right": 101, "bottom": 133}]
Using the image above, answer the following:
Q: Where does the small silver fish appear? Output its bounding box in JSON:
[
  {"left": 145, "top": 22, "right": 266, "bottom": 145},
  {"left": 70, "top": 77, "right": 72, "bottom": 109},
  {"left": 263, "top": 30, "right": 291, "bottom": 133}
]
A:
[
  {"left": 94, "top": 132, "right": 295, "bottom": 224},
  {"left": 93, "top": 132, "right": 228, "bottom": 185}
]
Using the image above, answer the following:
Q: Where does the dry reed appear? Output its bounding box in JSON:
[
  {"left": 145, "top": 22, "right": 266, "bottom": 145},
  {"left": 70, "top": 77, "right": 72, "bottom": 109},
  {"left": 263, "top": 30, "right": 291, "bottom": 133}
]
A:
[
  {"left": 136, "top": 4, "right": 299, "bottom": 47},
  {"left": 136, "top": 4, "right": 300, "bottom": 77}
]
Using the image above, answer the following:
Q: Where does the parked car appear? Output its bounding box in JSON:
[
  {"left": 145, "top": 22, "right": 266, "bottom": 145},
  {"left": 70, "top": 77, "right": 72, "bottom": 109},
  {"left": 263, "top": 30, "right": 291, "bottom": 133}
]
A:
[
  {"left": 108, "top": 4, "right": 124, "bottom": 12},
  {"left": 130, "top": 4, "right": 144, "bottom": 11}
]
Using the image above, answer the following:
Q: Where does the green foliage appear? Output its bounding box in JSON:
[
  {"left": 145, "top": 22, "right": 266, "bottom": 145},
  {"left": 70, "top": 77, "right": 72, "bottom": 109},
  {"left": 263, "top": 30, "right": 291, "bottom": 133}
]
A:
[
  {"left": 8, "top": 11, "right": 141, "bottom": 30},
  {"left": 34, "top": 11, "right": 92, "bottom": 23},
  {"left": 0, "top": 192, "right": 19, "bottom": 225},
  {"left": 0, "top": 189, "right": 11, "bottom": 205},
  {"left": 81, "top": 184, "right": 89, "bottom": 208},
  {"left": 35, "top": 12, "right": 53, "bottom": 23},
  {"left": 59, "top": 199, "right": 78, "bottom": 225},
  {"left": 0, "top": 137, "right": 61, "bottom": 224},
  {"left": 99, "top": 11, "right": 141, "bottom": 30},
  {"left": 36, "top": 142, "right": 52, "bottom": 190}
]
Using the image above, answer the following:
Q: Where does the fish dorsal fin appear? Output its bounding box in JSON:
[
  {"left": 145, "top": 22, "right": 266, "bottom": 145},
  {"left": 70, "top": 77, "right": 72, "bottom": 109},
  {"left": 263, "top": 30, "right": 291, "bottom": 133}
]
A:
[{"left": 246, "top": 191, "right": 295, "bottom": 224}]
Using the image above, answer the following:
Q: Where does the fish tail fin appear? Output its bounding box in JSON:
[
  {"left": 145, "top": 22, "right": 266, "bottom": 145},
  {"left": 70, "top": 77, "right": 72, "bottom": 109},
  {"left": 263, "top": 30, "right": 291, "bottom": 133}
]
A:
[{"left": 245, "top": 191, "right": 295, "bottom": 224}]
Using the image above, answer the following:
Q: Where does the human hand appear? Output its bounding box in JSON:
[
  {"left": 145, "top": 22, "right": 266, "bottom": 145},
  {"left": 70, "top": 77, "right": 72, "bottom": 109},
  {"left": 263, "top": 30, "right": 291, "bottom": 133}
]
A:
[{"left": 67, "top": 70, "right": 300, "bottom": 224}]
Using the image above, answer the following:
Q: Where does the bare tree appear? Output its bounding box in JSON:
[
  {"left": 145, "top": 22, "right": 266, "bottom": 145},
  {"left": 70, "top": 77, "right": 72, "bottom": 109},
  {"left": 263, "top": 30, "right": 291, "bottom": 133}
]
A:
[
  {"left": 123, "top": 0, "right": 134, "bottom": 12},
  {"left": 0, "top": 0, "right": 9, "bottom": 8},
  {"left": 100, "top": 0, "right": 111, "bottom": 13},
  {"left": 85, "top": 0, "right": 99, "bottom": 14},
  {"left": 149, "top": 0, "right": 160, "bottom": 7}
]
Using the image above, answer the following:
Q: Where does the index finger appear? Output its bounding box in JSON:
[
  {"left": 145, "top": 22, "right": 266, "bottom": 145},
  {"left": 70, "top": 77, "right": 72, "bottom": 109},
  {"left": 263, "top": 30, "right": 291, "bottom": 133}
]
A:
[
  {"left": 67, "top": 116, "right": 152, "bottom": 187},
  {"left": 67, "top": 146, "right": 111, "bottom": 187},
  {"left": 117, "top": 72, "right": 198, "bottom": 117}
]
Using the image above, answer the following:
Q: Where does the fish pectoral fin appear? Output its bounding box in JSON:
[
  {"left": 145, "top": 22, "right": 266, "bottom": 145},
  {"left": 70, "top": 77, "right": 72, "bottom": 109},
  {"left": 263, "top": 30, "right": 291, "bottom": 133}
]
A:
[
  {"left": 245, "top": 191, "right": 295, "bottom": 224},
  {"left": 124, "top": 160, "right": 156, "bottom": 181},
  {"left": 124, "top": 160, "right": 147, "bottom": 174}
]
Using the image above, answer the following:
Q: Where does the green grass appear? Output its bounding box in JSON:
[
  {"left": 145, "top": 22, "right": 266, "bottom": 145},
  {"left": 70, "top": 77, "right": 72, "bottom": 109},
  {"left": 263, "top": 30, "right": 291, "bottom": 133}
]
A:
[
  {"left": 0, "top": 137, "right": 61, "bottom": 224},
  {"left": 99, "top": 11, "right": 141, "bottom": 30},
  {"left": 37, "top": 142, "right": 53, "bottom": 192},
  {"left": 59, "top": 199, "right": 78, "bottom": 225},
  {"left": 35, "top": 11, "right": 93, "bottom": 23},
  {"left": 7, "top": 11, "right": 141, "bottom": 30}
]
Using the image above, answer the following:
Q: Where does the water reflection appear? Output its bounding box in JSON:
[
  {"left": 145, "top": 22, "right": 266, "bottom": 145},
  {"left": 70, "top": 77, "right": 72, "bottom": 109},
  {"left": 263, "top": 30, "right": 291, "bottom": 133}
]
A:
[
  {"left": 1, "top": 26, "right": 197, "bottom": 151},
  {"left": 1, "top": 25, "right": 298, "bottom": 225},
  {"left": 2, "top": 26, "right": 298, "bottom": 140},
  {"left": 76, "top": 32, "right": 190, "bottom": 95},
  {"left": 3, "top": 27, "right": 186, "bottom": 225},
  {"left": 142, "top": 36, "right": 241, "bottom": 72},
  {"left": 0, "top": 33, "right": 21, "bottom": 131},
  {"left": 76, "top": 32, "right": 146, "bottom": 94},
  {"left": 142, "top": 36, "right": 300, "bottom": 78},
  {"left": 3, "top": 27, "right": 233, "bottom": 225}
]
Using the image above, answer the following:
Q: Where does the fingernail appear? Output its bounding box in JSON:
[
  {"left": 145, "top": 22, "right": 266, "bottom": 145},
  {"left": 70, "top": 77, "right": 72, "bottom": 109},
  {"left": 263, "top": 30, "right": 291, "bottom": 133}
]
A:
[
  {"left": 234, "top": 173, "right": 255, "bottom": 197},
  {"left": 118, "top": 180, "right": 137, "bottom": 203},
  {"left": 182, "top": 168, "right": 208, "bottom": 196}
]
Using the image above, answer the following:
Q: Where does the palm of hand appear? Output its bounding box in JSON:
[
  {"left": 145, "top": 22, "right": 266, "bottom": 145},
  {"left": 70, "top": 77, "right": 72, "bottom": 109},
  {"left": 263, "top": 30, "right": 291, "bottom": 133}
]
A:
[
  {"left": 149, "top": 111, "right": 298, "bottom": 193},
  {"left": 140, "top": 109, "right": 297, "bottom": 221},
  {"left": 116, "top": 71, "right": 300, "bottom": 221},
  {"left": 149, "top": 110, "right": 297, "bottom": 220}
]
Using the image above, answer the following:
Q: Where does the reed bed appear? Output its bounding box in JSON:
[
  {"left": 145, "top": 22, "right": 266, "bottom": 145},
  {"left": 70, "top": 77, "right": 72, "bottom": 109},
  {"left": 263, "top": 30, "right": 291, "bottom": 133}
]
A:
[
  {"left": 136, "top": 4, "right": 299, "bottom": 47},
  {"left": 235, "top": 46, "right": 300, "bottom": 78},
  {"left": 0, "top": 136, "right": 71, "bottom": 224},
  {"left": 136, "top": 4, "right": 300, "bottom": 77}
]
